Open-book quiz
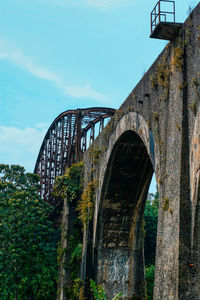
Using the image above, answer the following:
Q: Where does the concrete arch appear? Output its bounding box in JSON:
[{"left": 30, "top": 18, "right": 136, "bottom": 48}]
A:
[
  {"left": 92, "top": 112, "right": 159, "bottom": 299},
  {"left": 93, "top": 112, "right": 159, "bottom": 246}
]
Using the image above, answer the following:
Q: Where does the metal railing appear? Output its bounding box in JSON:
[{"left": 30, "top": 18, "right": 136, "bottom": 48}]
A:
[{"left": 151, "top": 0, "right": 175, "bottom": 33}]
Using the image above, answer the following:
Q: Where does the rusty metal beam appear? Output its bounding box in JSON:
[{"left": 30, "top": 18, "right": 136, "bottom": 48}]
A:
[{"left": 34, "top": 107, "right": 115, "bottom": 202}]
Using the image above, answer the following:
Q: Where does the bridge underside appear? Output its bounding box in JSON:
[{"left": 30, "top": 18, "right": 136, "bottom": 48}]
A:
[{"left": 95, "top": 131, "right": 153, "bottom": 299}]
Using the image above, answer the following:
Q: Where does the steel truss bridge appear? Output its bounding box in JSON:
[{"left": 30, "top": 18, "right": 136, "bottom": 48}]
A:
[{"left": 34, "top": 107, "right": 115, "bottom": 202}]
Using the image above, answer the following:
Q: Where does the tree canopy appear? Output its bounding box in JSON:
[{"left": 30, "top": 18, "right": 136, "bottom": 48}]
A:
[
  {"left": 0, "top": 164, "right": 58, "bottom": 299},
  {"left": 144, "top": 191, "right": 159, "bottom": 266}
]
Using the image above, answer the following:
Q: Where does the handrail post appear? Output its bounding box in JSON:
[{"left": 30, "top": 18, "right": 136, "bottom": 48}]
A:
[
  {"left": 173, "top": 1, "right": 175, "bottom": 22},
  {"left": 150, "top": 0, "right": 176, "bottom": 33}
]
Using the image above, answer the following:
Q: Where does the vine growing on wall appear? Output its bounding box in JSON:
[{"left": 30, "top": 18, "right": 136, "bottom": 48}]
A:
[
  {"left": 54, "top": 159, "right": 100, "bottom": 299},
  {"left": 54, "top": 161, "right": 84, "bottom": 201},
  {"left": 77, "top": 178, "right": 98, "bottom": 229},
  {"left": 54, "top": 161, "right": 84, "bottom": 300}
]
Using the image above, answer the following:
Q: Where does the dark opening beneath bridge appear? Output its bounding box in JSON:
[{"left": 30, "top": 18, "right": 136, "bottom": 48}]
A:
[{"left": 95, "top": 130, "right": 154, "bottom": 299}]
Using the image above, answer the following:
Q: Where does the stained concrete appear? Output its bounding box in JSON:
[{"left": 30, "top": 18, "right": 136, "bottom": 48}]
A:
[{"left": 81, "top": 3, "right": 200, "bottom": 299}]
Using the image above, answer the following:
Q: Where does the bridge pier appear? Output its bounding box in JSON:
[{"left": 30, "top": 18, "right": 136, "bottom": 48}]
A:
[{"left": 81, "top": 4, "right": 200, "bottom": 297}]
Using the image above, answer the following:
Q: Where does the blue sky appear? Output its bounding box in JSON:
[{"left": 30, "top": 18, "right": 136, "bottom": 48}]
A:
[{"left": 0, "top": 0, "right": 197, "bottom": 192}]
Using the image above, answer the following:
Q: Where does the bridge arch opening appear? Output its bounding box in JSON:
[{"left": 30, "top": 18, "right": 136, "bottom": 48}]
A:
[{"left": 94, "top": 130, "right": 155, "bottom": 299}]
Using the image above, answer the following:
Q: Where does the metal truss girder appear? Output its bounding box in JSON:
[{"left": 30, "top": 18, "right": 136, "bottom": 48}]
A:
[{"left": 34, "top": 107, "right": 115, "bottom": 202}]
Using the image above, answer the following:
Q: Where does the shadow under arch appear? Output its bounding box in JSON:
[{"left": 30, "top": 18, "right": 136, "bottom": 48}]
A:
[{"left": 94, "top": 130, "right": 154, "bottom": 299}]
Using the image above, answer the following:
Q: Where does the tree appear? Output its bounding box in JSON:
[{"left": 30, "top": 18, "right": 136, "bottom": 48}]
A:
[
  {"left": 144, "top": 192, "right": 159, "bottom": 266},
  {"left": 144, "top": 191, "right": 159, "bottom": 300},
  {"left": 0, "top": 164, "right": 58, "bottom": 299},
  {"left": 145, "top": 265, "right": 155, "bottom": 300}
]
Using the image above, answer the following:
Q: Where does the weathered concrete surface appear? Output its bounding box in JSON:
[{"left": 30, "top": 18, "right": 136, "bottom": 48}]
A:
[{"left": 81, "top": 3, "right": 200, "bottom": 299}]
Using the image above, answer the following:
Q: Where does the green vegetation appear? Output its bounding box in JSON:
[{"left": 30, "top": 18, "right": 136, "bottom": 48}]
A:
[
  {"left": 0, "top": 164, "right": 58, "bottom": 299},
  {"left": 54, "top": 161, "right": 84, "bottom": 201},
  {"left": 0, "top": 162, "right": 159, "bottom": 300},
  {"left": 77, "top": 178, "right": 98, "bottom": 229},
  {"left": 89, "top": 146, "right": 102, "bottom": 163},
  {"left": 188, "top": 100, "right": 197, "bottom": 115},
  {"left": 171, "top": 46, "right": 184, "bottom": 72},
  {"left": 90, "top": 279, "right": 122, "bottom": 300},
  {"left": 156, "top": 60, "right": 170, "bottom": 88},
  {"left": 54, "top": 162, "right": 84, "bottom": 300},
  {"left": 150, "top": 58, "right": 170, "bottom": 91},
  {"left": 192, "top": 76, "right": 199, "bottom": 88},
  {"left": 144, "top": 192, "right": 159, "bottom": 300},
  {"left": 162, "top": 197, "right": 169, "bottom": 211},
  {"left": 153, "top": 112, "right": 159, "bottom": 121},
  {"left": 145, "top": 265, "right": 155, "bottom": 300}
]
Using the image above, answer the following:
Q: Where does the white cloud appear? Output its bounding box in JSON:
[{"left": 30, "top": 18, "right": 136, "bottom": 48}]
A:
[
  {"left": 0, "top": 50, "right": 60, "bottom": 83},
  {"left": 35, "top": 122, "right": 50, "bottom": 129},
  {"left": 0, "top": 40, "right": 107, "bottom": 103},
  {"left": 65, "top": 83, "right": 107, "bottom": 103},
  {"left": 0, "top": 126, "right": 46, "bottom": 172},
  {"left": 0, "top": 126, "right": 46, "bottom": 149}
]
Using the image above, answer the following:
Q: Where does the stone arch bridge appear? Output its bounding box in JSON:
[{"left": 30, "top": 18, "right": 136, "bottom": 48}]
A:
[{"left": 35, "top": 3, "right": 200, "bottom": 299}]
